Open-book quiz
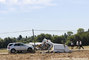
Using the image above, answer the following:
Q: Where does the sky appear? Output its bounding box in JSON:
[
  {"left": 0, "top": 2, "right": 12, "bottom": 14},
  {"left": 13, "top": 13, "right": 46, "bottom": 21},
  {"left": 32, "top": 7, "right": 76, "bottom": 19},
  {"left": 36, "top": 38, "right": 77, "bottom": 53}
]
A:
[{"left": 0, "top": 0, "right": 89, "bottom": 38}]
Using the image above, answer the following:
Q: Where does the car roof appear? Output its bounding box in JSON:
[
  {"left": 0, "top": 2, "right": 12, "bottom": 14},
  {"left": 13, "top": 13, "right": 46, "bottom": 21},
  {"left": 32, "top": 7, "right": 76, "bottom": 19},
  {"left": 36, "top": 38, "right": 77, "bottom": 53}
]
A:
[{"left": 9, "top": 42, "right": 24, "bottom": 44}]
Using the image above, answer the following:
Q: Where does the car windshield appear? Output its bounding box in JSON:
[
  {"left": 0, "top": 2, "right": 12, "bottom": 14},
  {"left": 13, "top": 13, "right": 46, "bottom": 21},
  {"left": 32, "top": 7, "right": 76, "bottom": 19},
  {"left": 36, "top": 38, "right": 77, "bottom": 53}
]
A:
[{"left": 9, "top": 44, "right": 13, "bottom": 46}]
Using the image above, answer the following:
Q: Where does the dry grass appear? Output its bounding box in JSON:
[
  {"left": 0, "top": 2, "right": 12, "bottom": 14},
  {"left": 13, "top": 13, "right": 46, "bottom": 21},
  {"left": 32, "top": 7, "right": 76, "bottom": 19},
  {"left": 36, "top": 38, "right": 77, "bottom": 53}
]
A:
[
  {"left": 0, "top": 46, "right": 89, "bottom": 60},
  {"left": 0, "top": 49, "right": 7, "bottom": 53},
  {"left": 0, "top": 50, "right": 89, "bottom": 60},
  {"left": 69, "top": 46, "right": 89, "bottom": 50}
]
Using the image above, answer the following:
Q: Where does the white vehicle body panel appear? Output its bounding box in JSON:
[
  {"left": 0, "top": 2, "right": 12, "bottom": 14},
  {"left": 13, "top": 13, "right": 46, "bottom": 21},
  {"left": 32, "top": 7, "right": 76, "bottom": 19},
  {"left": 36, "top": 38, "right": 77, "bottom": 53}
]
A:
[
  {"left": 7, "top": 43, "right": 34, "bottom": 52},
  {"left": 52, "top": 44, "right": 70, "bottom": 53},
  {"left": 42, "top": 38, "right": 71, "bottom": 53}
]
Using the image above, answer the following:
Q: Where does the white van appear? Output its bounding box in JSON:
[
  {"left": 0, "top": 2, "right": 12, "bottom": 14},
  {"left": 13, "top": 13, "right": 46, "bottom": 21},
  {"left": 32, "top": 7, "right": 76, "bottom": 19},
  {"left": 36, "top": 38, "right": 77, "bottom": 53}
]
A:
[{"left": 51, "top": 44, "right": 71, "bottom": 53}]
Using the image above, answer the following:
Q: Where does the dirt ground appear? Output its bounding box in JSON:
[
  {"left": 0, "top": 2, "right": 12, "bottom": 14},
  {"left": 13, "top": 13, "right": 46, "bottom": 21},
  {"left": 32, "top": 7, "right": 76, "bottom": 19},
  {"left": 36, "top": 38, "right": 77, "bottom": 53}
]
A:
[
  {"left": 0, "top": 46, "right": 89, "bottom": 60},
  {"left": 0, "top": 50, "right": 89, "bottom": 60}
]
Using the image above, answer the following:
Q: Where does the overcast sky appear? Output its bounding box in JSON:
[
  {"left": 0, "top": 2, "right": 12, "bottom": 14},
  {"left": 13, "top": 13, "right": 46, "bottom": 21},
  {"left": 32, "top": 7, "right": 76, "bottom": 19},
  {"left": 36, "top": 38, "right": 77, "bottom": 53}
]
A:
[{"left": 0, "top": 0, "right": 89, "bottom": 38}]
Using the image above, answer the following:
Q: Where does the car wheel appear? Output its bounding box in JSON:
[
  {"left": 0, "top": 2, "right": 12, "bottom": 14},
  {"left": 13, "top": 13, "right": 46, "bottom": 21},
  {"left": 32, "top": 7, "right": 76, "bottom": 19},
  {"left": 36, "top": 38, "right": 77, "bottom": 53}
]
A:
[
  {"left": 27, "top": 48, "right": 32, "bottom": 53},
  {"left": 11, "top": 49, "right": 16, "bottom": 53}
]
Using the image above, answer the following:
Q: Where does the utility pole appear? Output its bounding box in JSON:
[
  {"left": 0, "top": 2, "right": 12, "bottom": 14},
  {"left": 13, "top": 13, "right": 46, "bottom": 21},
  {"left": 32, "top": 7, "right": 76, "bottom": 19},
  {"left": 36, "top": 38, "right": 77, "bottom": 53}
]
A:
[
  {"left": 64, "top": 33, "right": 67, "bottom": 52},
  {"left": 32, "top": 29, "right": 35, "bottom": 51}
]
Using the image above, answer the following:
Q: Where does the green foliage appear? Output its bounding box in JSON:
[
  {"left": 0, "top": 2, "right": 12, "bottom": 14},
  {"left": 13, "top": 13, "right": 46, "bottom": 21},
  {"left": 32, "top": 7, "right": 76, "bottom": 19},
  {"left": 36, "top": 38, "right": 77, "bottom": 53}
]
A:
[
  {"left": 77, "top": 28, "right": 84, "bottom": 34},
  {"left": 67, "top": 31, "right": 73, "bottom": 36},
  {"left": 35, "top": 33, "right": 53, "bottom": 42},
  {"left": 0, "top": 28, "right": 89, "bottom": 48},
  {"left": 0, "top": 37, "right": 16, "bottom": 48},
  {"left": 17, "top": 35, "right": 22, "bottom": 40},
  {"left": 53, "top": 35, "right": 65, "bottom": 44}
]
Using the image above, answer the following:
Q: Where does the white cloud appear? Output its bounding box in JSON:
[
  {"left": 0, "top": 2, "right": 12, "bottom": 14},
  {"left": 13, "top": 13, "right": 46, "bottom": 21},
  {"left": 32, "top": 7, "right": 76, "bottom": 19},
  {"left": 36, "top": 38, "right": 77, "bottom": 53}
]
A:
[
  {"left": 22, "top": 0, "right": 53, "bottom": 5},
  {"left": 0, "top": 0, "right": 6, "bottom": 3},
  {"left": 0, "top": 10, "right": 8, "bottom": 14},
  {"left": 22, "top": 0, "right": 34, "bottom": 4},
  {"left": 0, "top": 0, "right": 56, "bottom": 13},
  {"left": 7, "top": 0, "right": 18, "bottom": 4}
]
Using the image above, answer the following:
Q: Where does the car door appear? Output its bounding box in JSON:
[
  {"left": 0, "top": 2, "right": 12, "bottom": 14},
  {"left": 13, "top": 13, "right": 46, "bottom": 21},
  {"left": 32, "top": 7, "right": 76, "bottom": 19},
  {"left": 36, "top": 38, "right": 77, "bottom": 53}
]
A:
[
  {"left": 14, "top": 44, "right": 21, "bottom": 50},
  {"left": 20, "top": 44, "right": 26, "bottom": 50}
]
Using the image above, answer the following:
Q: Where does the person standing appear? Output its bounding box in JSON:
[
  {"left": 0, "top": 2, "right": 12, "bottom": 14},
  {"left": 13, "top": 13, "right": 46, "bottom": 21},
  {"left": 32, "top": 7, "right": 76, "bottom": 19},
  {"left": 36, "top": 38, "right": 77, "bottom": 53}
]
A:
[
  {"left": 76, "top": 40, "right": 79, "bottom": 49},
  {"left": 79, "top": 40, "right": 84, "bottom": 49},
  {"left": 70, "top": 41, "right": 74, "bottom": 49}
]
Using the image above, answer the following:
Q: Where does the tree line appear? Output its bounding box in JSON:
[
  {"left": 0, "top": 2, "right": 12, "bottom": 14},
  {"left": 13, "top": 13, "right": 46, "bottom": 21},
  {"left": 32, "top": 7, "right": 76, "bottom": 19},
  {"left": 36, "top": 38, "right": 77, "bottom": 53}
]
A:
[{"left": 0, "top": 28, "right": 89, "bottom": 48}]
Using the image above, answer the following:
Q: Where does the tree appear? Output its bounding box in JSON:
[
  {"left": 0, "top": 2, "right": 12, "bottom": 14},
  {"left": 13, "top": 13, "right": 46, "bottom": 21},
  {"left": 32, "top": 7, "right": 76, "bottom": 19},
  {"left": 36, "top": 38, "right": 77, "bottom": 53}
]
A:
[
  {"left": 18, "top": 35, "right": 23, "bottom": 40},
  {"left": 36, "top": 33, "right": 45, "bottom": 42},
  {"left": 26, "top": 36, "right": 28, "bottom": 39},
  {"left": 3, "top": 37, "right": 16, "bottom": 48},
  {"left": 67, "top": 31, "right": 73, "bottom": 36},
  {"left": 53, "top": 35, "right": 64, "bottom": 44},
  {"left": 36, "top": 33, "right": 52, "bottom": 42},
  {"left": 63, "top": 33, "right": 68, "bottom": 44},
  {"left": 88, "top": 29, "right": 89, "bottom": 32},
  {"left": 77, "top": 28, "right": 84, "bottom": 34},
  {"left": 0, "top": 38, "right": 4, "bottom": 48}
]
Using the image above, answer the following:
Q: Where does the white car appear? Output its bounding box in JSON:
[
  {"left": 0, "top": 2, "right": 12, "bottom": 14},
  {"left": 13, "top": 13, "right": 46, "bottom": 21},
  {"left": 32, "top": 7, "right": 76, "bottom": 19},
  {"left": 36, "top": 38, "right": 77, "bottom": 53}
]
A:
[{"left": 7, "top": 43, "right": 34, "bottom": 53}]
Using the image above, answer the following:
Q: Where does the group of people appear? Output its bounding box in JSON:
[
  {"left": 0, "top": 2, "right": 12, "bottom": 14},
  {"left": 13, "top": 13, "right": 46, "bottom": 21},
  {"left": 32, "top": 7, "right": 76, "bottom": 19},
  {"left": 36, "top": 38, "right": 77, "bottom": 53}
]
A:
[{"left": 71, "top": 40, "right": 84, "bottom": 49}]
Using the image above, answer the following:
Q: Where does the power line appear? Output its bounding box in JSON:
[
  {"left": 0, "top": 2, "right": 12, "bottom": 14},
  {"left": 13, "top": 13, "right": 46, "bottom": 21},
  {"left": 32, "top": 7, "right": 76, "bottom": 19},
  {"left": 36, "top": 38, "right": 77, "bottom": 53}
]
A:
[
  {"left": 0, "top": 29, "right": 76, "bottom": 35},
  {"left": 0, "top": 30, "right": 32, "bottom": 34},
  {"left": 35, "top": 30, "right": 76, "bottom": 32}
]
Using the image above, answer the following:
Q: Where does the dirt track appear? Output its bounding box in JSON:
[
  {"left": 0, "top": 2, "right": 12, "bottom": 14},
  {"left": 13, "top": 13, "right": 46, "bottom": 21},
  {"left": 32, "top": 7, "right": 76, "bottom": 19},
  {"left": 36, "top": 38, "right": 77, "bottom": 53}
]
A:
[{"left": 0, "top": 50, "right": 89, "bottom": 60}]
